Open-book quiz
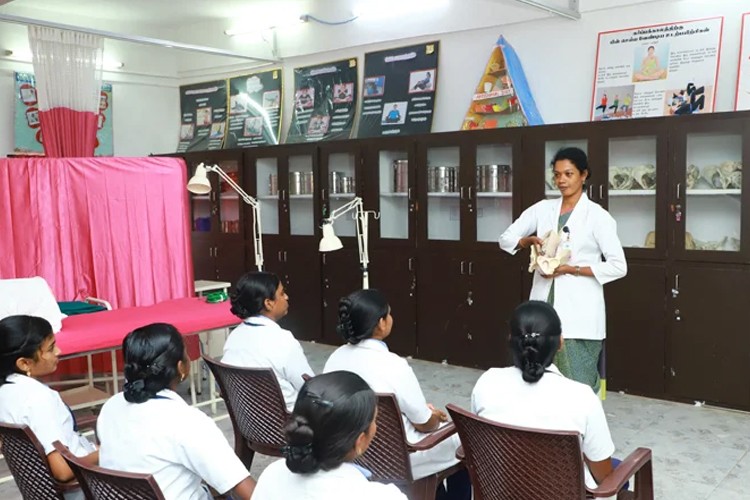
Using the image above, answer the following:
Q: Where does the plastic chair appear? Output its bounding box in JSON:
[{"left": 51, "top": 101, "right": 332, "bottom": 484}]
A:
[
  {"left": 355, "top": 393, "right": 464, "bottom": 500},
  {"left": 0, "top": 423, "right": 80, "bottom": 500},
  {"left": 202, "top": 355, "right": 289, "bottom": 469},
  {"left": 52, "top": 441, "right": 166, "bottom": 500},
  {"left": 446, "top": 404, "right": 654, "bottom": 500}
]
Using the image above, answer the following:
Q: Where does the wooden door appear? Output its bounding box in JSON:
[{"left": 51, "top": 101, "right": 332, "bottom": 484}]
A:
[
  {"left": 320, "top": 248, "right": 361, "bottom": 345},
  {"left": 191, "top": 234, "right": 216, "bottom": 281},
  {"left": 605, "top": 261, "right": 666, "bottom": 397},
  {"left": 279, "top": 242, "right": 323, "bottom": 342},
  {"left": 667, "top": 263, "right": 750, "bottom": 410},
  {"left": 214, "top": 235, "right": 246, "bottom": 285}
]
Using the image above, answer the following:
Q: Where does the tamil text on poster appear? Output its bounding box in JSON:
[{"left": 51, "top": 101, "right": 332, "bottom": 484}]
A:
[
  {"left": 357, "top": 42, "right": 439, "bottom": 138},
  {"left": 226, "top": 69, "right": 282, "bottom": 148},
  {"left": 177, "top": 80, "right": 228, "bottom": 152},
  {"left": 285, "top": 59, "right": 357, "bottom": 143},
  {"left": 14, "top": 72, "right": 114, "bottom": 156},
  {"left": 590, "top": 17, "right": 723, "bottom": 121}
]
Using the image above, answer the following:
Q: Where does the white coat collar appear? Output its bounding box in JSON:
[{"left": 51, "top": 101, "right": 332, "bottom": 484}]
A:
[
  {"left": 354, "top": 338, "right": 389, "bottom": 352},
  {"left": 550, "top": 192, "right": 590, "bottom": 232},
  {"left": 243, "top": 315, "right": 280, "bottom": 328}
]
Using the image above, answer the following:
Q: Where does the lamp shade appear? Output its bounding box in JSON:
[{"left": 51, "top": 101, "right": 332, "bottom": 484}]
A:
[
  {"left": 319, "top": 222, "right": 343, "bottom": 252},
  {"left": 187, "top": 163, "right": 212, "bottom": 194}
]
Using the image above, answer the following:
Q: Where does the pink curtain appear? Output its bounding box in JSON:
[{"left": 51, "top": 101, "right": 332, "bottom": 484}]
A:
[
  {"left": 39, "top": 108, "right": 99, "bottom": 157},
  {"left": 0, "top": 157, "right": 194, "bottom": 308}
]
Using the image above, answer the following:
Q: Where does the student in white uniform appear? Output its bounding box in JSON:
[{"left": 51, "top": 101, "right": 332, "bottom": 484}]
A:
[
  {"left": 0, "top": 315, "right": 98, "bottom": 496},
  {"left": 222, "top": 271, "right": 313, "bottom": 410},
  {"left": 471, "top": 301, "right": 625, "bottom": 491},
  {"left": 97, "top": 323, "right": 255, "bottom": 500},
  {"left": 324, "top": 290, "right": 471, "bottom": 500},
  {"left": 253, "top": 371, "right": 406, "bottom": 500},
  {"left": 498, "top": 147, "right": 627, "bottom": 392}
]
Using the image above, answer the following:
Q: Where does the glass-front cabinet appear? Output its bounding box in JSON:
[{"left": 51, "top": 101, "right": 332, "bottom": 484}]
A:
[
  {"left": 324, "top": 152, "right": 358, "bottom": 237},
  {"left": 376, "top": 148, "right": 412, "bottom": 241},
  {"left": 288, "top": 155, "right": 316, "bottom": 236},
  {"left": 255, "top": 157, "right": 280, "bottom": 235},
  {"left": 475, "top": 143, "right": 514, "bottom": 243},
  {"left": 188, "top": 156, "right": 243, "bottom": 236},
  {"left": 424, "top": 145, "right": 461, "bottom": 242}
]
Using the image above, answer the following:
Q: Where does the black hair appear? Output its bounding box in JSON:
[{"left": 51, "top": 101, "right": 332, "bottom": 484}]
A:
[
  {"left": 336, "top": 289, "right": 389, "bottom": 344},
  {"left": 230, "top": 271, "right": 281, "bottom": 319},
  {"left": 551, "top": 147, "right": 590, "bottom": 178},
  {"left": 509, "top": 301, "right": 562, "bottom": 383},
  {"left": 284, "top": 371, "right": 376, "bottom": 474},
  {"left": 0, "top": 315, "right": 53, "bottom": 386},
  {"left": 122, "top": 323, "right": 185, "bottom": 404},
  {"left": 647, "top": 45, "right": 655, "bottom": 51}
]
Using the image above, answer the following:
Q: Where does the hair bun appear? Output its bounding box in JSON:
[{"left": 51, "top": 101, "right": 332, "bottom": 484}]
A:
[
  {"left": 284, "top": 415, "right": 319, "bottom": 474},
  {"left": 336, "top": 298, "right": 357, "bottom": 343}
]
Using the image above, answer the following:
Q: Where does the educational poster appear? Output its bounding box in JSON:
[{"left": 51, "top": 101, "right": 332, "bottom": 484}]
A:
[
  {"left": 285, "top": 59, "right": 357, "bottom": 143},
  {"left": 590, "top": 17, "right": 723, "bottom": 121},
  {"left": 735, "top": 13, "right": 750, "bottom": 110},
  {"left": 226, "top": 69, "right": 282, "bottom": 148},
  {"left": 14, "top": 72, "right": 114, "bottom": 156},
  {"left": 357, "top": 42, "right": 439, "bottom": 138},
  {"left": 176, "top": 80, "right": 228, "bottom": 152},
  {"left": 462, "top": 35, "right": 543, "bottom": 130}
]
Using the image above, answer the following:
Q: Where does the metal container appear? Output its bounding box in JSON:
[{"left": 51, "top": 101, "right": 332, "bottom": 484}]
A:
[
  {"left": 289, "top": 171, "right": 303, "bottom": 195},
  {"left": 269, "top": 174, "right": 278, "bottom": 196},
  {"left": 302, "top": 171, "right": 314, "bottom": 194},
  {"left": 393, "top": 159, "right": 409, "bottom": 193},
  {"left": 341, "top": 176, "right": 355, "bottom": 194},
  {"left": 476, "top": 164, "right": 512, "bottom": 192},
  {"left": 329, "top": 171, "right": 345, "bottom": 194},
  {"left": 431, "top": 166, "right": 457, "bottom": 193},
  {"left": 500, "top": 164, "right": 512, "bottom": 192}
]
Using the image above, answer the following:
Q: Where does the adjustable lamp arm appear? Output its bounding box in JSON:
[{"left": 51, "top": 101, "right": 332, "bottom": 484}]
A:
[
  {"left": 323, "top": 196, "right": 378, "bottom": 289},
  {"left": 204, "top": 164, "right": 258, "bottom": 209}
]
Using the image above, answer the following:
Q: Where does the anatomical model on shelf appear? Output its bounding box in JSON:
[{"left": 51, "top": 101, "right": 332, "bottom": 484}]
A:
[
  {"left": 701, "top": 161, "right": 742, "bottom": 190},
  {"left": 608, "top": 164, "right": 656, "bottom": 190},
  {"left": 529, "top": 228, "right": 570, "bottom": 275}
]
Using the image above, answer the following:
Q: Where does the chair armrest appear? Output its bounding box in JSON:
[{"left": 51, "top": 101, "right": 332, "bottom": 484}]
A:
[
  {"left": 455, "top": 445, "right": 465, "bottom": 461},
  {"left": 587, "top": 447, "right": 653, "bottom": 498},
  {"left": 302, "top": 373, "right": 312, "bottom": 382},
  {"left": 406, "top": 422, "right": 457, "bottom": 452},
  {"left": 84, "top": 297, "right": 112, "bottom": 310},
  {"left": 76, "top": 414, "right": 98, "bottom": 431}
]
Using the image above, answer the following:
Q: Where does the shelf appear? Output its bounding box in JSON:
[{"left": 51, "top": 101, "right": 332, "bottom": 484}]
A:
[
  {"left": 686, "top": 189, "right": 741, "bottom": 196},
  {"left": 219, "top": 193, "right": 240, "bottom": 200},
  {"left": 258, "top": 195, "right": 279, "bottom": 200},
  {"left": 476, "top": 192, "right": 512, "bottom": 198},
  {"left": 192, "top": 195, "right": 210, "bottom": 200},
  {"left": 380, "top": 192, "right": 409, "bottom": 197},
  {"left": 289, "top": 194, "right": 313, "bottom": 199},
  {"left": 609, "top": 189, "right": 656, "bottom": 196},
  {"left": 427, "top": 192, "right": 460, "bottom": 197},
  {"left": 330, "top": 193, "right": 356, "bottom": 199}
]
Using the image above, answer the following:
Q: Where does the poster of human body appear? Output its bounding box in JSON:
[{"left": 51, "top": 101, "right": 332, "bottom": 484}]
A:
[
  {"left": 226, "top": 69, "right": 282, "bottom": 148},
  {"left": 177, "top": 80, "right": 228, "bottom": 152},
  {"left": 14, "top": 72, "right": 114, "bottom": 156},
  {"left": 357, "top": 42, "right": 439, "bottom": 138},
  {"left": 590, "top": 17, "right": 723, "bottom": 121},
  {"left": 735, "top": 13, "right": 750, "bottom": 110},
  {"left": 286, "top": 59, "right": 357, "bottom": 143}
]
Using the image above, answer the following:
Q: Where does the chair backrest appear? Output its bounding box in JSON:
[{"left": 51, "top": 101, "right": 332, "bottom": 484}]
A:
[
  {"left": 53, "top": 441, "right": 166, "bottom": 500},
  {"left": 446, "top": 404, "right": 587, "bottom": 500},
  {"left": 0, "top": 422, "right": 68, "bottom": 500},
  {"left": 355, "top": 393, "right": 413, "bottom": 484},
  {"left": 203, "top": 355, "right": 288, "bottom": 454}
]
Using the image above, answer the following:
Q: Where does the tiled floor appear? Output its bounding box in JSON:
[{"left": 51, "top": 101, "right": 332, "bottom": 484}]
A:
[{"left": 1, "top": 341, "right": 748, "bottom": 499}]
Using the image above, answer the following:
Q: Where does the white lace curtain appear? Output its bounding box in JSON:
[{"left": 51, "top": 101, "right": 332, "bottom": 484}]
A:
[{"left": 28, "top": 26, "right": 103, "bottom": 113}]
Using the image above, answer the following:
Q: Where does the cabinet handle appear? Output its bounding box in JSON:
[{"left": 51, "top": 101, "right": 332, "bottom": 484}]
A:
[
  {"left": 588, "top": 184, "right": 594, "bottom": 199},
  {"left": 322, "top": 253, "right": 326, "bottom": 265},
  {"left": 599, "top": 184, "right": 603, "bottom": 199},
  {"left": 468, "top": 186, "right": 473, "bottom": 201},
  {"left": 468, "top": 261, "right": 474, "bottom": 276},
  {"left": 460, "top": 187, "right": 466, "bottom": 200},
  {"left": 214, "top": 246, "right": 218, "bottom": 258},
  {"left": 408, "top": 257, "right": 414, "bottom": 271},
  {"left": 209, "top": 247, "right": 213, "bottom": 257},
  {"left": 321, "top": 188, "right": 327, "bottom": 202},
  {"left": 676, "top": 183, "right": 681, "bottom": 200},
  {"left": 408, "top": 187, "right": 413, "bottom": 201},
  {"left": 460, "top": 260, "right": 466, "bottom": 275},
  {"left": 281, "top": 189, "right": 287, "bottom": 201},
  {"left": 278, "top": 250, "right": 283, "bottom": 262},
  {"left": 283, "top": 251, "right": 287, "bottom": 262},
  {"left": 674, "top": 274, "right": 679, "bottom": 290}
]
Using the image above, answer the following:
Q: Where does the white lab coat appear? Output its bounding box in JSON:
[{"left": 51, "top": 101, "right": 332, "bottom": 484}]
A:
[{"left": 498, "top": 194, "right": 626, "bottom": 340}]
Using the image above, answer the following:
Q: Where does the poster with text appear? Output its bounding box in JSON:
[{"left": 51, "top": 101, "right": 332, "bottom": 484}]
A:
[
  {"left": 735, "top": 13, "right": 750, "bottom": 110},
  {"left": 177, "top": 80, "right": 227, "bottom": 152},
  {"left": 590, "top": 17, "right": 723, "bottom": 121},
  {"left": 357, "top": 42, "right": 439, "bottom": 138},
  {"left": 14, "top": 72, "right": 114, "bottom": 156},
  {"left": 285, "top": 58, "right": 357, "bottom": 143},
  {"left": 226, "top": 69, "right": 282, "bottom": 148}
]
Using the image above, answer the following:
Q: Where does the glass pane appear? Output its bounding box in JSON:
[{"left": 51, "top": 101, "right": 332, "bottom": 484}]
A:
[
  {"left": 476, "top": 144, "right": 513, "bottom": 242},
  {"left": 256, "top": 158, "right": 279, "bottom": 235},
  {"left": 608, "top": 136, "right": 656, "bottom": 248},
  {"left": 545, "top": 140, "right": 588, "bottom": 199},
  {"left": 427, "top": 147, "right": 460, "bottom": 241},
  {"left": 218, "top": 160, "right": 241, "bottom": 234},
  {"left": 379, "top": 150, "right": 409, "bottom": 239},
  {"left": 289, "top": 155, "right": 314, "bottom": 236},
  {"left": 685, "top": 133, "right": 742, "bottom": 252},
  {"left": 328, "top": 153, "right": 357, "bottom": 238},
  {"left": 190, "top": 161, "right": 211, "bottom": 232}
]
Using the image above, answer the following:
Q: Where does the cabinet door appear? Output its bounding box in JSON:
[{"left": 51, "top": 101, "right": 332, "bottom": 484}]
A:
[
  {"left": 191, "top": 235, "right": 216, "bottom": 281},
  {"left": 416, "top": 252, "right": 470, "bottom": 363},
  {"left": 254, "top": 157, "right": 281, "bottom": 236},
  {"left": 417, "top": 142, "right": 462, "bottom": 245},
  {"left": 216, "top": 158, "right": 243, "bottom": 237},
  {"left": 279, "top": 243, "right": 323, "bottom": 342},
  {"left": 667, "top": 264, "right": 750, "bottom": 409},
  {"left": 369, "top": 249, "right": 417, "bottom": 357},
  {"left": 214, "top": 236, "right": 246, "bottom": 286},
  {"left": 288, "top": 154, "right": 317, "bottom": 237},
  {"left": 605, "top": 261, "right": 666, "bottom": 397},
  {"left": 321, "top": 248, "right": 361, "bottom": 346},
  {"left": 368, "top": 140, "right": 416, "bottom": 243},
  {"left": 186, "top": 158, "right": 216, "bottom": 235}
]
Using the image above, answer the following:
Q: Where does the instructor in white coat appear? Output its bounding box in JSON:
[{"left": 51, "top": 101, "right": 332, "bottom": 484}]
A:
[{"left": 498, "top": 147, "right": 626, "bottom": 392}]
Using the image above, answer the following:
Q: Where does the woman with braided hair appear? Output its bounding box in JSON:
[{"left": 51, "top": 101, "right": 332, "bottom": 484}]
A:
[
  {"left": 97, "top": 323, "right": 255, "bottom": 500},
  {"left": 253, "top": 371, "right": 406, "bottom": 499},
  {"left": 323, "top": 289, "right": 471, "bottom": 500},
  {"left": 471, "top": 301, "right": 620, "bottom": 490}
]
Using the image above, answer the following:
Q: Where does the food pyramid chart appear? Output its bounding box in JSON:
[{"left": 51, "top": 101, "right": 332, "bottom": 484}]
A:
[{"left": 462, "top": 35, "right": 544, "bottom": 130}]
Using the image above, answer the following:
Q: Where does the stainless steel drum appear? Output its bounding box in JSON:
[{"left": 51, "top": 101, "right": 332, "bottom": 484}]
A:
[
  {"left": 302, "top": 171, "right": 314, "bottom": 194},
  {"left": 427, "top": 166, "right": 457, "bottom": 192},
  {"left": 341, "top": 176, "right": 355, "bottom": 193},
  {"left": 329, "top": 171, "right": 345, "bottom": 194},
  {"left": 393, "top": 159, "right": 409, "bottom": 193},
  {"left": 269, "top": 174, "right": 278, "bottom": 196},
  {"left": 289, "top": 171, "right": 303, "bottom": 195},
  {"left": 500, "top": 164, "right": 512, "bottom": 192}
]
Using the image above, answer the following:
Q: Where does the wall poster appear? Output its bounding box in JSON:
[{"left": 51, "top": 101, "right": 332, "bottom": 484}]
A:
[
  {"left": 226, "top": 69, "right": 283, "bottom": 148},
  {"left": 14, "top": 72, "right": 114, "bottom": 156},
  {"left": 736, "top": 12, "right": 750, "bottom": 111},
  {"left": 176, "top": 80, "right": 228, "bottom": 152},
  {"left": 285, "top": 58, "right": 358, "bottom": 143},
  {"left": 590, "top": 17, "right": 723, "bottom": 121},
  {"left": 357, "top": 42, "right": 439, "bottom": 138}
]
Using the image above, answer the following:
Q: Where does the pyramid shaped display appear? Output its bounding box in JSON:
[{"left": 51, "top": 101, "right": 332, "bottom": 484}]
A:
[{"left": 462, "top": 35, "right": 543, "bottom": 130}]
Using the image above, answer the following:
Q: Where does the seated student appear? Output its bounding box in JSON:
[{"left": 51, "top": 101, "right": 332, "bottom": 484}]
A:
[
  {"left": 471, "top": 300, "right": 618, "bottom": 490},
  {"left": 222, "top": 271, "right": 313, "bottom": 411},
  {"left": 97, "top": 323, "right": 255, "bottom": 500},
  {"left": 324, "top": 290, "right": 471, "bottom": 500},
  {"left": 0, "top": 315, "right": 98, "bottom": 493},
  {"left": 253, "top": 371, "right": 406, "bottom": 499}
]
